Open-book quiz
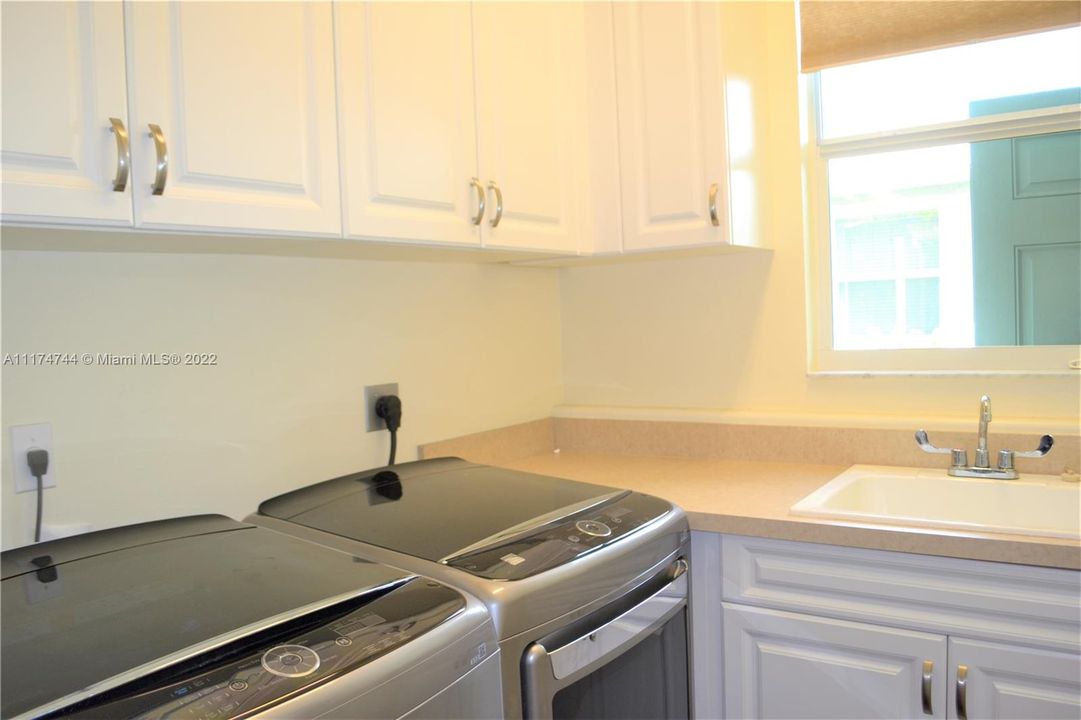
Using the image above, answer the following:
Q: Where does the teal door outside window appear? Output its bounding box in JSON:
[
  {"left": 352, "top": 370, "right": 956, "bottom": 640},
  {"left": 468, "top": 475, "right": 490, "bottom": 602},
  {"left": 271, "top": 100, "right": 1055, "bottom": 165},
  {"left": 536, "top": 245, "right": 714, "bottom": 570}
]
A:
[{"left": 970, "top": 88, "right": 1081, "bottom": 346}]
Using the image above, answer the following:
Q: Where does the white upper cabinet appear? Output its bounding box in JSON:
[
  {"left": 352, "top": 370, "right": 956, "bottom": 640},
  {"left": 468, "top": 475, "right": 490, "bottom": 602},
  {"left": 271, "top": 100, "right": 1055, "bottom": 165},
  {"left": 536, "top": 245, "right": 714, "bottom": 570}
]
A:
[
  {"left": 125, "top": 2, "right": 341, "bottom": 236},
  {"left": 612, "top": 2, "right": 729, "bottom": 252},
  {"left": 0, "top": 2, "right": 133, "bottom": 226},
  {"left": 334, "top": 1, "right": 592, "bottom": 254},
  {"left": 0, "top": 0, "right": 757, "bottom": 260},
  {"left": 336, "top": 3, "right": 481, "bottom": 246},
  {"left": 472, "top": 2, "right": 590, "bottom": 254}
]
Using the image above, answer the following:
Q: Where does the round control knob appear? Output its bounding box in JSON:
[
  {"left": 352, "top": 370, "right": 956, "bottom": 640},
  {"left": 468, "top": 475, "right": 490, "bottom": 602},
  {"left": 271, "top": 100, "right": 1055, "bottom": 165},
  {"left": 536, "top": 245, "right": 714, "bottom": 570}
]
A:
[
  {"left": 261, "top": 645, "right": 320, "bottom": 678},
  {"left": 575, "top": 519, "right": 612, "bottom": 537}
]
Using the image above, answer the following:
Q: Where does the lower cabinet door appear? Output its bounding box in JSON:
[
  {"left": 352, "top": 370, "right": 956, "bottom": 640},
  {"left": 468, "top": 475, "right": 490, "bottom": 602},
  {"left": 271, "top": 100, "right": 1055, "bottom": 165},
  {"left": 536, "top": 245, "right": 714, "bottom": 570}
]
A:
[
  {"left": 723, "top": 603, "right": 948, "bottom": 719},
  {"left": 947, "top": 638, "right": 1081, "bottom": 720}
]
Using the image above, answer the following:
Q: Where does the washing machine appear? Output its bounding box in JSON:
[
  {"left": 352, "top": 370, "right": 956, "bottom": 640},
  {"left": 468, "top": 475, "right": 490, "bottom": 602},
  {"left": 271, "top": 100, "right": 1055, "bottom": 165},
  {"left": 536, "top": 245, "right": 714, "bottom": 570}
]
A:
[
  {"left": 1, "top": 514, "right": 502, "bottom": 719},
  {"left": 250, "top": 457, "right": 691, "bottom": 720}
]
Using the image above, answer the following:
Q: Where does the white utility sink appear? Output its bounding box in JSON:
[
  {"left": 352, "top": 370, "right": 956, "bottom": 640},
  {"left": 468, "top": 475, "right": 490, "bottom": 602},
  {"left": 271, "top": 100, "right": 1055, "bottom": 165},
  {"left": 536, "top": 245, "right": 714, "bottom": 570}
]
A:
[{"left": 791, "top": 465, "right": 1080, "bottom": 539}]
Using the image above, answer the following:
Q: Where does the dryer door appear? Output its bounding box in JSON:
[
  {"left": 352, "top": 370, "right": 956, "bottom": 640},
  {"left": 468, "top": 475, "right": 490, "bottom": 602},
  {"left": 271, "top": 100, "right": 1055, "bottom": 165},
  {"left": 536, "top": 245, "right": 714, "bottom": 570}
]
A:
[{"left": 521, "top": 559, "right": 690, "bottom": 720}]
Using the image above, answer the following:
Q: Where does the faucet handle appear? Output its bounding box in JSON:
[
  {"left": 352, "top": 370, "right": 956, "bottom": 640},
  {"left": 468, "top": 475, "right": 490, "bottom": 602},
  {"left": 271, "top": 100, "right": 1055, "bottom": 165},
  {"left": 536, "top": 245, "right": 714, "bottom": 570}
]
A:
[
  {"left": 998, "top": 435, "right": 1054, "bottom": 471},
  {"left": 1015, "top": 434, "right": 1054, "bottom": 458},
  {"left": 915, "top": 430, "right": 968, "bottom": 467}
]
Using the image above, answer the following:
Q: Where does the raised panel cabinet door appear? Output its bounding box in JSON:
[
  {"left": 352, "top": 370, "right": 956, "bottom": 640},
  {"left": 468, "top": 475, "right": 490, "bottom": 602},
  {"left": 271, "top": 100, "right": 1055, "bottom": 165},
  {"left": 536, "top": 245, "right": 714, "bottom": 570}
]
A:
[
  {"left": 947, "top": 638, "right": 1081, "bottom": 720},
  {"left": 336, "top": 3, "right": 480, "bottom": 246},
  {"left": 0, "top": 1, "right": 132, "bottom": 226},
  {"left": 472, "top": 2, "right": 589, "bottom": 254},
  {"left": 612, "top": 2, "right": 728, "bottom": 252},
  {"left": 724, "top": 603, "right": 948, "bottom": 719},
  {"left": 125, "top": 2, "right": 341, "bottom": 236}
]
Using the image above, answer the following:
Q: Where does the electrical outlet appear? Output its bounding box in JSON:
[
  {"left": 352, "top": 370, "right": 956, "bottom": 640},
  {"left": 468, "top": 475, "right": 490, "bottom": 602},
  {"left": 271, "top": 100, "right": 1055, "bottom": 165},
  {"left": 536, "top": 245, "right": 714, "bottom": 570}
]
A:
[
  {"left": 364, "top": 383, "right": 399, "bottom": 432},
  {"left": 10, "top": 423, "right": 56, "bottom": 493},
  {"left": 22, "top": 568, "right": 64, "bottom": 605},
  {"left": 39, "top": 522, "right": 93, "bottom": 541}
]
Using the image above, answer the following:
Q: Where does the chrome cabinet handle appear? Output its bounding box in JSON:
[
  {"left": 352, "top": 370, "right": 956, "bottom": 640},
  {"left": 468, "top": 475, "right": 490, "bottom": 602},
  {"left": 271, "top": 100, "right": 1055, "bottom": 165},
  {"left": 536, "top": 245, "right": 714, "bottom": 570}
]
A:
[
  {"left": 708, "top": 182, "right": 720, "bottom": 226},
  {"left": 470, "top": 177, "right": 486, "bottom": 225},
  {"left": 108, "top": 117, "right": 130, "bottom": 192},
  {"left": 148, "top": 123, "right": 168, "bottom": 195},
  {"left": 956, "top": 665, "right": 968, "bottom": 720},
  {"left": 921, "top": 660, "right": 934, "bottom": 715},
  {"left": 487, "top": 180, "right": 503, "bottom": 228}
]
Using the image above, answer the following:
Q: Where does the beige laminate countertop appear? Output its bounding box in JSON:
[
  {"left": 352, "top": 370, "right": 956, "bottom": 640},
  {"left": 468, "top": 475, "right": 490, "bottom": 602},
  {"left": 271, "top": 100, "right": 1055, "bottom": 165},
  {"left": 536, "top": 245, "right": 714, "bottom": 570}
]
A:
[{"left": 499, "top": 452, "right": 1081, "bottom": 571}]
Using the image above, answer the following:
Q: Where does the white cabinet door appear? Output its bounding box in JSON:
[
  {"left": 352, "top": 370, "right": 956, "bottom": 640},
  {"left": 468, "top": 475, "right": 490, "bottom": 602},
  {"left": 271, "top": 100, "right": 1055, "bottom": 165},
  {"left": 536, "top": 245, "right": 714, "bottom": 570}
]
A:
[
  {"left": 612, "top": 2, "right": 728, "bottom": 252},
  {"left": 336, "top": 2, "right": 481, "bottom": 246},
  {"left": 125, "top": 2, "right": 341, "bottom": 236},
  {"left": 472, "top": 2, "right": 589, "bottom": 254},
  {"left": 724, "top": 603, "right": 948, "bottom": 719},
  {"left": 0, "top": 1, "right": 132, "bottom": 226},
  {"left": 948, "top": 638, "right": 1081, "bottom": 720}
]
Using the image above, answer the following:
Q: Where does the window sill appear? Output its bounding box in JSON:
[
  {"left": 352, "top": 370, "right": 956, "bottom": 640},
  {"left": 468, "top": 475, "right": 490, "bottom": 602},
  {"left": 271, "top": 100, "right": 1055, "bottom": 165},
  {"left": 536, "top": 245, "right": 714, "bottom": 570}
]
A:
[{"left": 810, "top": 345, "right": 1081, "bottom": 377}]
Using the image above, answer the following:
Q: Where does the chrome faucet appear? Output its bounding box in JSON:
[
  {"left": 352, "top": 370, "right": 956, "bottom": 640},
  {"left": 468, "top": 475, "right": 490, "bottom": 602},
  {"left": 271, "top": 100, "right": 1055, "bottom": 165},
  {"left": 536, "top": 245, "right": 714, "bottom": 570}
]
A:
[
  {"left": 915, "top": 395, "right": 1054, "bottom": 480},
  {"left": 975, "top": 395, "right": 992, "bottom": 469}
]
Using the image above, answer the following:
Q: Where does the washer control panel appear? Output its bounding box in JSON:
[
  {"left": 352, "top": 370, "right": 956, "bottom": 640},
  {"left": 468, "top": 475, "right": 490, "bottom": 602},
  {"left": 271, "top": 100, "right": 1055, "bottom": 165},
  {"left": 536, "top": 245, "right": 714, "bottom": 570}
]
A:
[
  {"left": 57, "top": 580, "right": 466, "bottom": 720},
  {"left": 261, "top": 644, "right": 321, "bottom": 678},
  {"left": 446, "top": 491, "right": 672, "bottom": 580},
  {"left": 574, "top": 519, "right": 612, "bottom": 537}
]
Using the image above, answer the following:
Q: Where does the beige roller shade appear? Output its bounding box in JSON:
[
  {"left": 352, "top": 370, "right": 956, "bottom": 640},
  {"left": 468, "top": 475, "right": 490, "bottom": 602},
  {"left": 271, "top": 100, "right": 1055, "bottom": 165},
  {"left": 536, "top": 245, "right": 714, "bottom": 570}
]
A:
[{"left": 800, "top": 1, "right": 1081, "bottom": 72}]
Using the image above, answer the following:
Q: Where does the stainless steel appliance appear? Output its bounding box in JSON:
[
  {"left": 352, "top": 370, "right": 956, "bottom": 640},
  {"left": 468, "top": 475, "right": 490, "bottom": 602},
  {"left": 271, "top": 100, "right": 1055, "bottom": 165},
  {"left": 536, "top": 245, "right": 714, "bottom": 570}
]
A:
[
  {"left": 251, "top": 457, "right": 691, "bottom": 720},
  {"left": 1, "top": 515, "right": 502, "bottom": 720}
]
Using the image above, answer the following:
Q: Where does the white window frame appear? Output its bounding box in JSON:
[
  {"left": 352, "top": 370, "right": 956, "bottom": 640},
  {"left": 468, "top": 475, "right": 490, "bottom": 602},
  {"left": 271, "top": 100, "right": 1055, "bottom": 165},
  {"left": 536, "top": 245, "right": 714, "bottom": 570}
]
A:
[{"left": 804, "top": 72, "right": 1081, "bottom": 376}]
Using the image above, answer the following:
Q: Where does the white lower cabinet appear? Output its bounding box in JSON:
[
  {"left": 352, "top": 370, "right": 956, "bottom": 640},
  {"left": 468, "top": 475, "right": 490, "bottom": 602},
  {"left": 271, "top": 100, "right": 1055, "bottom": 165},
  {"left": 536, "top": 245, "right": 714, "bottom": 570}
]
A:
[
  {"left": 947, "top": 638, "right": 1081, "bottom": 720},
  {"left": 724, "top": 604, "right": 947, "bottom": 719},
  {"left": 693, "top": 533, "right": 1081, "bottom": 720}
]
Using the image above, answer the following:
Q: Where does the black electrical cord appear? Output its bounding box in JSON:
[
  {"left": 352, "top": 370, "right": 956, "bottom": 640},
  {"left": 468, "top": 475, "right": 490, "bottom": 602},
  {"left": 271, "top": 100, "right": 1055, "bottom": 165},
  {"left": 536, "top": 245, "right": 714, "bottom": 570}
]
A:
[
  {"left": 26, "top": 448, "right": 49, "bottom": 543},
  {"left": 35, "top": 475, "right": 43, "bottom": 543},
  {"left": 374, "top": 395, "right": 402, "bottom": 466}
]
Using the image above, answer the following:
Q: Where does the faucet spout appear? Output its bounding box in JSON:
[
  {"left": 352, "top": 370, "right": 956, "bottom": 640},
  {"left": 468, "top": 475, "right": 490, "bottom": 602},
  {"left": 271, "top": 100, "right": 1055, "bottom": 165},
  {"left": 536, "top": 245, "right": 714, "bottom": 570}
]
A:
[{"left": 975, "top": 395, "right": 992, "bottom": 467}]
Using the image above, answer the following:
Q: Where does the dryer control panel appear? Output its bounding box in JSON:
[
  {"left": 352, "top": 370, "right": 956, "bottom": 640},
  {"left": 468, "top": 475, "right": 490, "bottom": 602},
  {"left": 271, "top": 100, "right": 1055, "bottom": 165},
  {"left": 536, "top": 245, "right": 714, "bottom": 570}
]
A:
[
  {"left": 444, "top": 492, "right": 673, "bottom": 580},
  {"left": 52, "top": 579, "right": 465, "bottom": 720}
]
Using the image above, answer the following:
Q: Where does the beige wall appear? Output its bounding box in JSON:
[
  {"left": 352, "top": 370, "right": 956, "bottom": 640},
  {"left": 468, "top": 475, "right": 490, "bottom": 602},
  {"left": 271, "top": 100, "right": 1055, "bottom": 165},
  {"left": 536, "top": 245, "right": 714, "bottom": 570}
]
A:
[
  {"left": 3, "top": 1, "right": 1077, "bottom": 551},
  {"left": 1, "top": 251, "right": 562, "bottom": 548},
  {"left": 560, "top": 2, "right": 1080, "bottom": 431}
]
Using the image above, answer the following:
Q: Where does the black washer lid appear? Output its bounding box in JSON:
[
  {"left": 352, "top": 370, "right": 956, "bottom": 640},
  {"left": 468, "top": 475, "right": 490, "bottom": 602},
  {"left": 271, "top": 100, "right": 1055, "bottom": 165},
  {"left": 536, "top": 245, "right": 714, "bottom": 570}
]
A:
[
  {"left": 1, "top": 515, "right": 413, "bottom": 719},
  {"left": 258, "top": 458, "right": 624, "bottom": 562}
]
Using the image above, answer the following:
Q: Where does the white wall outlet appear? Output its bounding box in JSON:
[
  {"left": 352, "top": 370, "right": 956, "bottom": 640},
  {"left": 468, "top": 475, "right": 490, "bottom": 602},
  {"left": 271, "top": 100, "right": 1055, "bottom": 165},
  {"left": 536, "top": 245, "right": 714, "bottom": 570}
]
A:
[
  {"left": 364, "top": 383, "right": 399, "bottom": 432},
  {"left": 39, "top": 522, "right": 93, "bottom": 541},
  {"left": 21, "top": 569, "right": 64, "bottom": 605},
  {"left": 10, "top": 422, "right": 56, "bottom": 493}
]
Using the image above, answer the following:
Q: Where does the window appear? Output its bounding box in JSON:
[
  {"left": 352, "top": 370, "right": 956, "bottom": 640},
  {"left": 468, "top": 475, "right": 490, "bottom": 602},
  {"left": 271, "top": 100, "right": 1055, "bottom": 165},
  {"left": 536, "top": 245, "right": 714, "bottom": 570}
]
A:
[{"left": 807, "top": 27, "right": 1081, "bottom": 372}]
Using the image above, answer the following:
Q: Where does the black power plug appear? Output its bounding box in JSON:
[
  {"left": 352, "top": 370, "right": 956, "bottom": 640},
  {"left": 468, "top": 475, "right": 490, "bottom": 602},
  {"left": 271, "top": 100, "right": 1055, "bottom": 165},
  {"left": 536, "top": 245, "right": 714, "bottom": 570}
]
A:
[
  {"left": 26, "top": 448, "right": 49, "bottom": 543},
  {"left": 374, "top": 395, "right": 402, "bottom": 466}
]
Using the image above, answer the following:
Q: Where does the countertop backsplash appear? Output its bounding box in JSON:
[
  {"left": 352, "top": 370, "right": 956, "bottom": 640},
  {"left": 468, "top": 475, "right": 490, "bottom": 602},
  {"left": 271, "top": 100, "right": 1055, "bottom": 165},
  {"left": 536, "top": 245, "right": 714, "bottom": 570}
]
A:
[{"left": 420, "top": 416, "right": 1079, "bottom": 476}]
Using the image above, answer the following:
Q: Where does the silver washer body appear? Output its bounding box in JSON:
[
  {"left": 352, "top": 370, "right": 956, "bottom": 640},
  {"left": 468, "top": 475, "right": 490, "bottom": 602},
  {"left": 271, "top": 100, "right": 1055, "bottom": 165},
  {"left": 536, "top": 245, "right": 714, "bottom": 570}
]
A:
[
  {"left": 249, "top": 501, "right": 689, "bottom": 719},
  {"left": 255, "top": 589, "right": 502, "bottom": 719}
]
